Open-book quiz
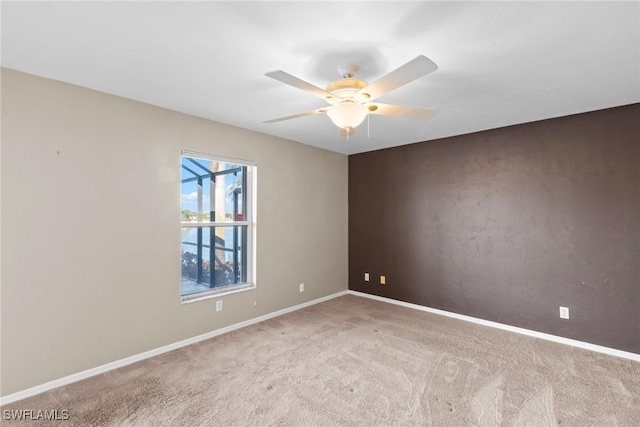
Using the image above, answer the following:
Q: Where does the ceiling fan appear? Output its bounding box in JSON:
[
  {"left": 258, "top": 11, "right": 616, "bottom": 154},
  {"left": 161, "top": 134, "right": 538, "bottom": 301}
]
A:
[{"left": 263, "top": 55, "right": 438, "bottom": 137}]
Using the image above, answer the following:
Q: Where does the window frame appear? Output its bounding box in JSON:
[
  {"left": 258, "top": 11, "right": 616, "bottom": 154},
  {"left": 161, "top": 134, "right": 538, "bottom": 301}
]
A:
[{"left": 180, "top": 150, "right": 257, "bottom": 304}]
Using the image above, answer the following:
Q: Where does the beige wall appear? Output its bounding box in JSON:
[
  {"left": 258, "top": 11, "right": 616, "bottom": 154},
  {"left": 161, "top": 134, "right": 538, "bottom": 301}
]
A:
[{"left": 0, "top": 69, "right": 348, "bottom": 396}]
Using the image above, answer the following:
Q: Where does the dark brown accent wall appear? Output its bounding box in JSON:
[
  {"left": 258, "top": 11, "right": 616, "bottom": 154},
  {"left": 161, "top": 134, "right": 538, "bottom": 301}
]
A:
[{"left": 349, "top": 104, "right": 640, "bottom": 354}]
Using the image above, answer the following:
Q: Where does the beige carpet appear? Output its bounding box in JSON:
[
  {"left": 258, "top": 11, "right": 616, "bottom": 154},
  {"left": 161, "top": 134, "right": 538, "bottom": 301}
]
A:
[{"left": 2, "top": 295, "right": 639, "bottom": 426}]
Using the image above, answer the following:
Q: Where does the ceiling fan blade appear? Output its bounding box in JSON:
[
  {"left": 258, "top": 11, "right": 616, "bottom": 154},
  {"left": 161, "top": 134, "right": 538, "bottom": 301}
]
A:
[
  {"left": 357, "top": 55, "right": 438, "bottom": 102},
  {"left": 367, "top": 103, "right": 438, "bottom": 120},
  {"left": 265, "top": 70, "right": 336, "bottom": 101},
  {"left": 263, "top": 107, "right": 327, "bottom": 124}
]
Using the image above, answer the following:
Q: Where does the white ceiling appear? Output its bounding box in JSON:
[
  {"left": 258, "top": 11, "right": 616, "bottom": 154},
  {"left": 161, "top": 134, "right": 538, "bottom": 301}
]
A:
[{"left": 2, "top": 1, "right": 639, "bottom": 155}]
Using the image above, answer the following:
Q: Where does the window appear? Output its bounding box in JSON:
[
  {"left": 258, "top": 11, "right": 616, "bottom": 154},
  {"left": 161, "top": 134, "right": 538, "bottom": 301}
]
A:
[{"left": 180, "top": 151, "right": 256, "bottom": 302}]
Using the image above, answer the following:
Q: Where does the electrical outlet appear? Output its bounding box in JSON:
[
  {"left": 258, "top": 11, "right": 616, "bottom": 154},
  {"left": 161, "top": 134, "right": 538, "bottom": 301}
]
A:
[
  {"left": 559, "top": 306, "right": 569, "bottom": 319},
  {"left": 364, "top": 272, "right": 370, "bottom": 282},
  {"left": 299, "top": 283, "right": 305, "bottom": 293},
  {"left": 380, "top": 275, "right": 386, "bottom": 285},
  {"left": 216, "top": 300, "right": 223, "bottom": 312}
]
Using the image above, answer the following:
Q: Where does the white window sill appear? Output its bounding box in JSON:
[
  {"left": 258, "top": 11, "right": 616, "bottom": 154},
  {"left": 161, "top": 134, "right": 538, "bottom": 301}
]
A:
[{"left": 180, "top": 283, "right": 255, "bottom": 304}]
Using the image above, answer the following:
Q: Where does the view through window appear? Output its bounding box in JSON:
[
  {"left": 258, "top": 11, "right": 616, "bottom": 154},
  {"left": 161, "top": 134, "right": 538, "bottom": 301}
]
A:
[{"left": 180, "top": 151, "right": 255, "bottom": 301}]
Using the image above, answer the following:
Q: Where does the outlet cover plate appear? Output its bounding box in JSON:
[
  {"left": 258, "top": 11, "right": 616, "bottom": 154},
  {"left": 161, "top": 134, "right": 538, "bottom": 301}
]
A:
[
  {"left": 299, "top": 283, "right": 304, "bottom": 293},
  {"left": 559, "top": 306, "right": 569, "bottom": 319},
  {"left": 216, "top": 300, "right": 223, "bottom": 312}
]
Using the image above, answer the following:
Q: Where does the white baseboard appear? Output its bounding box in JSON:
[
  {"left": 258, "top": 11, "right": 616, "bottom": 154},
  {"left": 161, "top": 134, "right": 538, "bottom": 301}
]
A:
[
  {"left": 0, "top": 290, "right": 349, "bottom": 406},
  {"left": 348, "top": 290, "right": 640, "bottom": 363}
]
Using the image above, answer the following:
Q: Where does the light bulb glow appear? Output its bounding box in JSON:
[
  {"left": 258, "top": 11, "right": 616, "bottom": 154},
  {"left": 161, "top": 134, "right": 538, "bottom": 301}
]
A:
[{"left": 327, "top": 102, "right": 368, "bottom": 130}]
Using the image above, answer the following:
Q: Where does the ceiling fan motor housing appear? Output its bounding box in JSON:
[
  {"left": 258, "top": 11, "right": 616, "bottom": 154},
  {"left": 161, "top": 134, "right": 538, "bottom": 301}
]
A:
[{"left": 325, "top": 78, "right": 370, "bottom": 104}]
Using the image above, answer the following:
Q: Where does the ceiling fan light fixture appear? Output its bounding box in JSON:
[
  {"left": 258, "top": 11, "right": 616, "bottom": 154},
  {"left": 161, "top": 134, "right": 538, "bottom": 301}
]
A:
[
  {"left": 327, "top": 101, "right": 368, "bottom": 130},
  {"left": 264, "top": 55, "right": 439, "bottom": 138}
]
